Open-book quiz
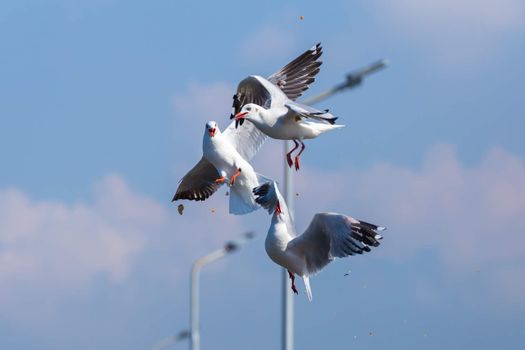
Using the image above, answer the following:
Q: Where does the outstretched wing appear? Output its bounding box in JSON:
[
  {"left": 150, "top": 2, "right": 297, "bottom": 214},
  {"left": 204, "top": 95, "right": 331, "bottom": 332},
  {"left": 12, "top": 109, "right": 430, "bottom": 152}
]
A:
[
  {"left": 230, "top": 43, "right": 323, "bottom": 119},
  {"left": 285, "top": 101, "right": 338, "bottom": 124},
  {"left": 172, "top": 157, "right": 222, "bottom": 201},
  {"left": 253, "top": 180, "right": 295, "bottom": 232},
  {"left": 222, "top": 119, "right": 267, "bottom": 161},
  {"left": 268, "top": 43, "right": 323, "bottom": 101},
  {"left": 230, "top": 76, "right": 273, "bottom": 121},
  {"left": 287, "top": 213, "right": 385, "bottom": 275}
]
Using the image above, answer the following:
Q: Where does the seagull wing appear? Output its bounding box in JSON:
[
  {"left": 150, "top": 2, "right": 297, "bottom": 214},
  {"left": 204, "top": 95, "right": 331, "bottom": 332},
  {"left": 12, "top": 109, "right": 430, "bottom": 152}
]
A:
[
  {"left": 222, "top": 119, "right": 267, "bottom": 161},
  {"left": 230, "top": 43, "right": 323, "bottom": 119},
  {"left": 285, "top": 101, "right": 338, "bottom": 125},
  {"left": 267, "top": 43, "right": 323, "bottom": 101},
  {"left": 253, "top": 181, "right": 295, "bottom": 231},
  {"left": 287, "top": 213, "right": 385, "bottom": 275},
  {"left": 172, "top": 157, "right": 222, "bottom": 201},
  {"left": 230, "top": 76, "right": 273, "bottom": 120}
]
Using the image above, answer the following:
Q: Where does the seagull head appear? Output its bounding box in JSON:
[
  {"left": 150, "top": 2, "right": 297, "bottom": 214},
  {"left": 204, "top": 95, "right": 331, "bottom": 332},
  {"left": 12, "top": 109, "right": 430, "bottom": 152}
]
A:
[
  {"left": 205, "top": 121, "right": 218, "bottom": 138},
  {"left": 234, "top": 104, "right": 260, "bottom": 124}
]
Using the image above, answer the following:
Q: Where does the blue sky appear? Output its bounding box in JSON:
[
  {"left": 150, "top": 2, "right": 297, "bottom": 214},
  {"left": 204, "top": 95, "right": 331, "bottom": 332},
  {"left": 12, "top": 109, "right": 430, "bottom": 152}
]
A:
[{"left": 1, "top": 0, "right": 525, "bottom": 349}]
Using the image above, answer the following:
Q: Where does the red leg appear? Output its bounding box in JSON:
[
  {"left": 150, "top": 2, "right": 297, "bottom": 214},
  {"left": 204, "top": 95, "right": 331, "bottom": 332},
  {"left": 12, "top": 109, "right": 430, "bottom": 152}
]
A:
[
  {"left": 288, "top": 270, "right": 298, "bottom": 295},
  {"left": 229, "top": 168, "right": 242, "bottom": 186},
  {"left": 286, "top": 140, "right": 299, "bottom": 168},
  {"left": 294, "top": 141, "right": 305, "bottom": 171},
  {"left": 214, "top": 176, "right": 226, "bottom": 184}
]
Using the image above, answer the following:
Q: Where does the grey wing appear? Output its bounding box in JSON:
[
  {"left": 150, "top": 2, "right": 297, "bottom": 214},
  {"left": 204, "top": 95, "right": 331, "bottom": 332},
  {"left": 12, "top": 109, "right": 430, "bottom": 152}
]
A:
[
  {"left": 172, "top": 157, "right": 222, "bottom": 201},
  {"left": 267, "top": 43, "right": 323, "bottom": 101},
  {"left": 287, "top": 213, "right": 385, "bottom": 275},
  {"left": 253, "top": 180, "right": 295, "bottom": 231},
  {"left": 222, "top": 119, "right": 267, "bottom": 161},
  {"left": 285, "top": 101, "right": 338, "bottom": 125},
  {"left": 230, "top": 76, "right": 272, "bottom": 120}
]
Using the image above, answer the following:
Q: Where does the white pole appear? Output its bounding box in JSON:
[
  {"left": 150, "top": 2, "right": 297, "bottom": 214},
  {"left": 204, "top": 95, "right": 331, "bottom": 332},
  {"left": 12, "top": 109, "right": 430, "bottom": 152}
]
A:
[
  {"left": 190, "top": 249, "right": 226, "bottom": 350},
  {"left": 280, "top": 58, "right": 389, "bottom": 350},
  {"left": 282, "top": 140, "right": 295, "bottom": 350},
  {"left": 189, "top": 232, "right": 255, "bottom": 350}
]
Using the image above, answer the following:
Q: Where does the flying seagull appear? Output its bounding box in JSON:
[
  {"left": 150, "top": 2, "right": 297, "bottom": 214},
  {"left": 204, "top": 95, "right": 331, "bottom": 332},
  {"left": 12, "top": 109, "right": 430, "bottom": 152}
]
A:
[
  {"left": 173, "top": 120, "right": 269, "bottom": 215},
  {"left": 231, "top": 43, "right": 344, "bottom": 170},
  {"left": 253, "top": 180, "right": 386, "bottom": 300}
]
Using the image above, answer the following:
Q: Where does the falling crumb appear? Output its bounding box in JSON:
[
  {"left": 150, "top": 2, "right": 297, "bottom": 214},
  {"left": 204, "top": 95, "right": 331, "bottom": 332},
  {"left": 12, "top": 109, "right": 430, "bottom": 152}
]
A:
[
  {"left": 225, "top": 191, "right": 229, "bottom": 196},
  {"left": 211, "top": 208, "right": 216, "bottom": 214},
  {"left": 368, "top": 331, "right": 373, "bottom": 336},
  {"left": 295, "top": 192, "right": 299, "bottom": 196},
  {"left": 177, "top": 204, "right": 184, "bottom": 215},
  {"left": 344, "top": 270, "right": 351, "bottom": 276},
  {"left": 299, "top": 15, "right": 304, "bottom": 20}
]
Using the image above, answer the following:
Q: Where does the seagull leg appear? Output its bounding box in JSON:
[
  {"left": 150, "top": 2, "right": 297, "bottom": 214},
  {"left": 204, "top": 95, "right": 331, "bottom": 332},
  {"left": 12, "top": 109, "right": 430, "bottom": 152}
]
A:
[
  {"left": 286, "top": 140, "right": 299, "bottom": 168},
  {"left": 288, "top": 270, "right": 298, "bottom": 295},
  {"left": 229, "top": 168, "right": 242, "bottom": 186},
  {"left": 294, "top": 141, "right": 305, "bottom": 171},
  {"left": 214, "top": 176, "right": 226, "bottom": 184}
]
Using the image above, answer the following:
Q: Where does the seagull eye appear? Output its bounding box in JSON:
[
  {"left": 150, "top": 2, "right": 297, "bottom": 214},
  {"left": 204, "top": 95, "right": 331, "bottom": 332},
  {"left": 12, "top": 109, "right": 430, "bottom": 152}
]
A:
[{"left": 247, "top": 107, "right": 251, "bottom": 111}]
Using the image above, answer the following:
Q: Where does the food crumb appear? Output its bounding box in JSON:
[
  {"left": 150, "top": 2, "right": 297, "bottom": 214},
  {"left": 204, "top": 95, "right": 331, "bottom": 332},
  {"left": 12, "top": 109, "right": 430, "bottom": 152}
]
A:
[
  {"left": 177, "top": 204, "right": 184, "bottom": 215},
  {"left": 299, "top": 15, "right": 304, "bottom": 20}
]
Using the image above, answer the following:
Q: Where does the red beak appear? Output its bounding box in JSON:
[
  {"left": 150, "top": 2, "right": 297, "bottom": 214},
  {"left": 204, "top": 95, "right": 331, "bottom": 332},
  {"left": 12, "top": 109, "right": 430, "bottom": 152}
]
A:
[
  {"left": 208, "top": 128, "right": 216, "bottom": 137},
  {"left": 275, "top": 200, "right": 282, "bottom": 215},
  {"left": 234, "top": 112, "right": 248, "bottom": 121}
]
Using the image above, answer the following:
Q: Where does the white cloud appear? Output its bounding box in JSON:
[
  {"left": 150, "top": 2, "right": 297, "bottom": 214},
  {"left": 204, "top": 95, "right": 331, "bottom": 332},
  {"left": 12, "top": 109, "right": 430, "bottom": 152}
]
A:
[
  {"left": 288, "top": 144, "right": 525, "bottom": 305},
  {"left": 3, "top": 143, "right": 525, "bottom": 328},
  {"left": 371, "top": 0, "right": 525, "bottom": 65},
  {"left": 0, "top": 174, "right": 245, "bottom": 325}
]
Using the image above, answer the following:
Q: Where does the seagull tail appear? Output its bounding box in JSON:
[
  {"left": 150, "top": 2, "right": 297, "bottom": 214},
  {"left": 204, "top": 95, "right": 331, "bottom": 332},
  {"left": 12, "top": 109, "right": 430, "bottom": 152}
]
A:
[
  {"left": 229, "top": 184, "right": 259, "bottom": 215},
  {"left": 303, "top": 276, "right": 313, "bottom": 302},
  {"left": 229, "top": 172, "right": 272, "bottom": 215}
]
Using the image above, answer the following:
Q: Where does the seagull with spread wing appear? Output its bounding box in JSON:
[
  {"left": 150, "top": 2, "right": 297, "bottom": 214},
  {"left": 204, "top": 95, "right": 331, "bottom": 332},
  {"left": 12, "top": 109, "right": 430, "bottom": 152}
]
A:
[
  {"left": 253, "top": 181, "right": 386, "bottom": 301},
  {"left": 231, "top": 43, "right": 344, "bottom": 170},
  {"left": 172, "top": 120, "right": 269, "bottom": 215}
]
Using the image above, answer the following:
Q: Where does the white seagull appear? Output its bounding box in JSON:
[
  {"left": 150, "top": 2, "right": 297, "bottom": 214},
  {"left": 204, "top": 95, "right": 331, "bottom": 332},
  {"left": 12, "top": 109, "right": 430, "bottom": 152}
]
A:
[
  {"left": 231, "top": 43, "right": 344, "bottom": 170},
  {"left": 253, "top": 181, "right": 386, "bottom": 301},
  {"left": 173, "top": 120, "right": 269, "bottom": 215}
]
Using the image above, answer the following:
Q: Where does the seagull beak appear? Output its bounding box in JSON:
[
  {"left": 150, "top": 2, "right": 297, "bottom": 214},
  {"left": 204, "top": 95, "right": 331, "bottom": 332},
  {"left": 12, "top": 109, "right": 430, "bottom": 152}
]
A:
[
  {"left": 274, "top": 200, "right": 282, "bottom": 215},
  {"left": 234, "top": 112, "right": 248, "bottom": 121},
  {"left": 208, "top": 128, "right": 216, "bottom": 137}
]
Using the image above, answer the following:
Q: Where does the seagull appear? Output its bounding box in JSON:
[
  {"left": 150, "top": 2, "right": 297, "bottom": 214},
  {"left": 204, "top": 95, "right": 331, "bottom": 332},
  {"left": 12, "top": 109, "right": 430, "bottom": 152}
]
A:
[
  {"left": 253, "top": 181, "right": 386, "bottom": 301},
  {"left": 230, "top": 43, "right": 344, "bottom": 170},
  {"left": 172, "top": 120, "right": 269, "bottom": 215}
]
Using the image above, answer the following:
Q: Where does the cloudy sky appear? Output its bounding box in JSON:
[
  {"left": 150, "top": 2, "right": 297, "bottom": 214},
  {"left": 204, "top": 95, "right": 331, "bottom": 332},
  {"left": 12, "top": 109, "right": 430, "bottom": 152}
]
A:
[{"left": 1, "top": 0, "right": 524, "bottom": 349}]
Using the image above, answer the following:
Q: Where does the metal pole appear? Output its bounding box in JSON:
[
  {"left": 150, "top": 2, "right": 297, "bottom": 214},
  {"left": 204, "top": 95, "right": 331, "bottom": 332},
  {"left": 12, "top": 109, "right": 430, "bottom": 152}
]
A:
[
  {"left": 190, "top": 232, "right": 255, "bottom": 350},
  {"left": 280, "top": 58, "right": 389, "bottom": 350},
  {"left": 282, "top": 140, "right": 295, "bottom": 350}
]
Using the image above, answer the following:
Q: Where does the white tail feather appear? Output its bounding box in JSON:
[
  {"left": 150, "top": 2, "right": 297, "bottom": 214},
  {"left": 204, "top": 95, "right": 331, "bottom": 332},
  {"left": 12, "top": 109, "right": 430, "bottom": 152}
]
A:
[
  {"left": 229, "top": 184, "right": 258, "bottom": 215},
  {"left": 229, "top": 172, "right": 273, "bottom": 215},
  {"left": 303, "top": 276, "right": 313, "bottom": 302}
]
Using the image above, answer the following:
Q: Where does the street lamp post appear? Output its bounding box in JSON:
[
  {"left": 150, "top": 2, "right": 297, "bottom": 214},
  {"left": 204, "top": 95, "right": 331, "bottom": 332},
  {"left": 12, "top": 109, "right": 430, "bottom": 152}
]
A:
[
  {"left": 280, "top": 59, "right": 389, "bottom": 350},
  {"left": 190, "top": 231, "right": 255, "bottom": 350},
  {"left": 151, "top": 231, "right": 255, "bottom": 350}
]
